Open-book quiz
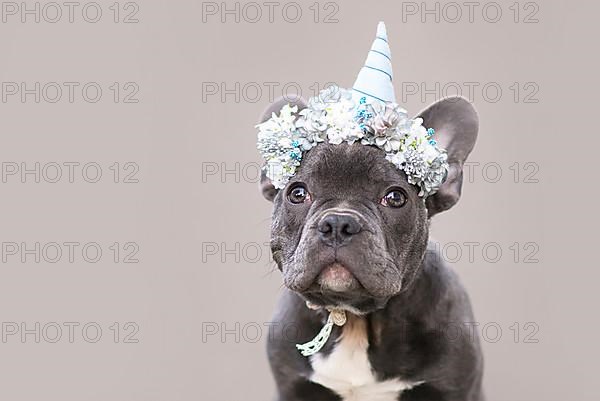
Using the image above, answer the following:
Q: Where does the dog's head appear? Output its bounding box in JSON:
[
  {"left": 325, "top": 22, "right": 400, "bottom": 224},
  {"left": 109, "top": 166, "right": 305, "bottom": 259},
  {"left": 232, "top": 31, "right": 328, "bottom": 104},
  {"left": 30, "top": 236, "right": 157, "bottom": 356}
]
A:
[{"left": 260, "top": 96, "right": 478, "bottom": 313}]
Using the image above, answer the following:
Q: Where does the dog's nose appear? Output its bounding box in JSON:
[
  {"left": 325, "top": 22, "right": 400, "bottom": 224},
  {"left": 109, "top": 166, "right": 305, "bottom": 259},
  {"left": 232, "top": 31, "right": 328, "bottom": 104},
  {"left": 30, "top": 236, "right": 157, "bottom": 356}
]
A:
[{"left": 317, "top": 213, "right": 362, "bottom": 246}]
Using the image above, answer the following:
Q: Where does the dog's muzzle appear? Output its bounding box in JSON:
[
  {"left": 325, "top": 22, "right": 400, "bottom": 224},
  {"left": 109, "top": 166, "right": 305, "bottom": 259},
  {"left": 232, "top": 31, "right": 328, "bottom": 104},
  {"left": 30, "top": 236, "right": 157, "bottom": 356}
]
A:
[{"left": 312, "top": 210, "right": 366, "bottom": 293}]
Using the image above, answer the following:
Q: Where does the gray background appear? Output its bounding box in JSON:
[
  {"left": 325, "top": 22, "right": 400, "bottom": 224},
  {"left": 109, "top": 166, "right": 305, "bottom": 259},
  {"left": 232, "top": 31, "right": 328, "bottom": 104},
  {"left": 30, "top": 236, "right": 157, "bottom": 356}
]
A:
[{"left": 0, "top": 0, "right": 597, "bottom": 400}]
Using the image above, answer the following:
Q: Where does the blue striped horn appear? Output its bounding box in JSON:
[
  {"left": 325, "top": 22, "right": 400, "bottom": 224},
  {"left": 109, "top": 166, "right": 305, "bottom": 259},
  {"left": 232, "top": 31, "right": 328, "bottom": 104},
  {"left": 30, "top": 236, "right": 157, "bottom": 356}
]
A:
[{"left": 352, "top": 21, "right": 396, "bottom": 104}]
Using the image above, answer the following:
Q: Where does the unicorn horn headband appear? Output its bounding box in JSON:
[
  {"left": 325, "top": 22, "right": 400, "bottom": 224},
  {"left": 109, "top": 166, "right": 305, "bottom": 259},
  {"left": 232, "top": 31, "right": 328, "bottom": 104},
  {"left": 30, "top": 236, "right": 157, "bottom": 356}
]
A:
[
  {"left": 256, "top": 22, "right": 449, "bottom": 198},
  {"left": 352, "top": 21, "right": 396, "bottom": 103}
]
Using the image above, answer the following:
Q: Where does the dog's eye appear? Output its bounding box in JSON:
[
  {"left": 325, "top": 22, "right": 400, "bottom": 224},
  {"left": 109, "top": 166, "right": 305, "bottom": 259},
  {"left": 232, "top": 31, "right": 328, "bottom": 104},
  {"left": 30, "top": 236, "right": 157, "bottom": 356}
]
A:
[
  {"left": 381, "top": 189, "right": 407, "bottom": 208},
  {"left": 287, "top": 184, "right": 311, "bottom": 204}
]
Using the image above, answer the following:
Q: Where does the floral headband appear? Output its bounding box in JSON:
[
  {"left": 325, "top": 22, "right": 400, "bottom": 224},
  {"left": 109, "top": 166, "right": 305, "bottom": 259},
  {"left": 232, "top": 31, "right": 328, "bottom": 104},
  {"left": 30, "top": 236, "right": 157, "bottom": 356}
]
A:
[{"left": 256, "top": 22, "right": 449, "bottom": 198}]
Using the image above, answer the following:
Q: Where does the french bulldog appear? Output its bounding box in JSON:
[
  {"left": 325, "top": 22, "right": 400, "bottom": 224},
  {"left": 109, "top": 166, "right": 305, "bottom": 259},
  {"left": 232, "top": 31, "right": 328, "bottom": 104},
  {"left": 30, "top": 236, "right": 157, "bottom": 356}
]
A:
[{"left": 259, "top": 95, "right": 484, "bottom": 401}]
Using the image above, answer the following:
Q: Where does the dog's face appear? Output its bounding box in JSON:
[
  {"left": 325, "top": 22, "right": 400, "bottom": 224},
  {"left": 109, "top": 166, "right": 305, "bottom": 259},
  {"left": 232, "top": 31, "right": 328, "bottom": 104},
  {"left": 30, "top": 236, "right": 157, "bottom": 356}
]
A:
[
  {"left": 270, "top": 143, "right": 429, "bottom": 312},
  {"left": 260, "top": 96, "right": 478, "bottom": 313}
]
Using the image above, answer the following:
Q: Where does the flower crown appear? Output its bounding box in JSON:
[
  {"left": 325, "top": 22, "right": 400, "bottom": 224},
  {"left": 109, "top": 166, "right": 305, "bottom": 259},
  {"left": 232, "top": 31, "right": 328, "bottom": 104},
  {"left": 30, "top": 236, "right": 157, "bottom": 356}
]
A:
[
  {"left": 256, "top": 86, "right": 448, "bottom": 197},
  {"left": 256, "top": 22, "right": 449, "bottom": 198}
]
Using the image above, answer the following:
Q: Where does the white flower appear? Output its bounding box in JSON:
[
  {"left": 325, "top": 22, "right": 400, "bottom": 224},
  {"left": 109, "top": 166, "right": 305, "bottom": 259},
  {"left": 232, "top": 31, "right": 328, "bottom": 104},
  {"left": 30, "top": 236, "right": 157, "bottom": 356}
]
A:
[
  {"left": 278, "top": 137, "right": 293, "bottom": 149},
  {"left": 264, "top": 159, "right": 290, "bottom": 189},
  {"left": 327, "top": 130, "right": 345, "bottom": 145},
  {"left": 386, "top": 151, "right": 406, "bottom": 168}
]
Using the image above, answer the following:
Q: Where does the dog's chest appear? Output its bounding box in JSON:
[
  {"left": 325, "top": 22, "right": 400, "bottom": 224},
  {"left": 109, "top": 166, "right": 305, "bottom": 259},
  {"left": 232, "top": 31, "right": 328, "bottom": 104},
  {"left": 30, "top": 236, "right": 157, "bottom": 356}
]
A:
[{"left": 309, "top": 318, "right": 422, "bottom": 401}]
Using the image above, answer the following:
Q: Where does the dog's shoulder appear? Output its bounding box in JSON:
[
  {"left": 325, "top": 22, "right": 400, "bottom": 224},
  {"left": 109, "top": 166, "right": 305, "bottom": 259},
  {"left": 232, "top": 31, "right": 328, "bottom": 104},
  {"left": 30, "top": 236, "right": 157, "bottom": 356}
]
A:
[{"left": 419, "top": 239, "right": 476, "bottom": 317}]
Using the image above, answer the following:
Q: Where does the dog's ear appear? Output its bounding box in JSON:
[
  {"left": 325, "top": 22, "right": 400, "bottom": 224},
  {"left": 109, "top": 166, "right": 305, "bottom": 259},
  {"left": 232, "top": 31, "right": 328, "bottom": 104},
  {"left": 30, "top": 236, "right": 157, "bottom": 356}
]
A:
[
  {"left": 258, "top": 95, "right": 308, "bottom": 202},
  {"left": 415, "top": 96, "right": 479, "bottom": 217}
]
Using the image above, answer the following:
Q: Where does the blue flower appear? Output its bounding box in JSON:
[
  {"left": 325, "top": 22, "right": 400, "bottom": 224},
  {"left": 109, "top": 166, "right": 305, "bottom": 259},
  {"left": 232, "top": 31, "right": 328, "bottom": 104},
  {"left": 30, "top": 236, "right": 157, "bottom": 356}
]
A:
[{"left": 290, "top": 149, "right": 302, "bottom": 160}]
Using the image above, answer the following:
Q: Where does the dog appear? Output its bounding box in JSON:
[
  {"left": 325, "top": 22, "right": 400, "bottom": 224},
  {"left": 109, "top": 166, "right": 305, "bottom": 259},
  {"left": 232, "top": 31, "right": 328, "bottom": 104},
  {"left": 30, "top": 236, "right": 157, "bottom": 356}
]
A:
[{"left": 258, "top": 93, "right": 484, "bottom": 401}]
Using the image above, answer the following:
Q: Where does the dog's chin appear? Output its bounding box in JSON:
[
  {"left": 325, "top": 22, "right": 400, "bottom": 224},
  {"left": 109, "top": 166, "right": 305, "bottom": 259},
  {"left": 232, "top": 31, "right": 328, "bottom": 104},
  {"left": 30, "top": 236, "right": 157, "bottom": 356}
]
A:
[{"left": 296, "top": 263, "right": 393, "bottom": 314}]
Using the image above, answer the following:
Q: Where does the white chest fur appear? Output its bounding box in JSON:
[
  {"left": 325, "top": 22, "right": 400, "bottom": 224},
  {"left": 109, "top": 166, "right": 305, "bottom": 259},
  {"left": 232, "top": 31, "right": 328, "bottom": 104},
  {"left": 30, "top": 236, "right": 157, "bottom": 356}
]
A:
[{"left": 309, "top": 317, "right": 422, "bottom": 401}]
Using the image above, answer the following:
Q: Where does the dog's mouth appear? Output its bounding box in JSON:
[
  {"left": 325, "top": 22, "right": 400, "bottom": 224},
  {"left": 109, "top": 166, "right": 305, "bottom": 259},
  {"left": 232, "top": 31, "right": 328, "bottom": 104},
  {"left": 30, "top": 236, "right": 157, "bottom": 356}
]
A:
[
  {"left": 283, "top": 237, "right": 402, "bottom": 313},
  {"left": 299, "top": 262, "right": 376, "bottom": 312},
  {"left": 317, "top": 263, "right": 361, "bottom": 292}
]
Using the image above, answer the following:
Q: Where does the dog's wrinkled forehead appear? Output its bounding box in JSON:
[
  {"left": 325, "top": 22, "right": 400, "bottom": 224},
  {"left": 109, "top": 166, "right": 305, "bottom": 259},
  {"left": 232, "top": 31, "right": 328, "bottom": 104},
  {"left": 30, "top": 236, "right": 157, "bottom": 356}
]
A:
[{"left": 292, "top": 143, "right": 415, "bottom": 197}]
